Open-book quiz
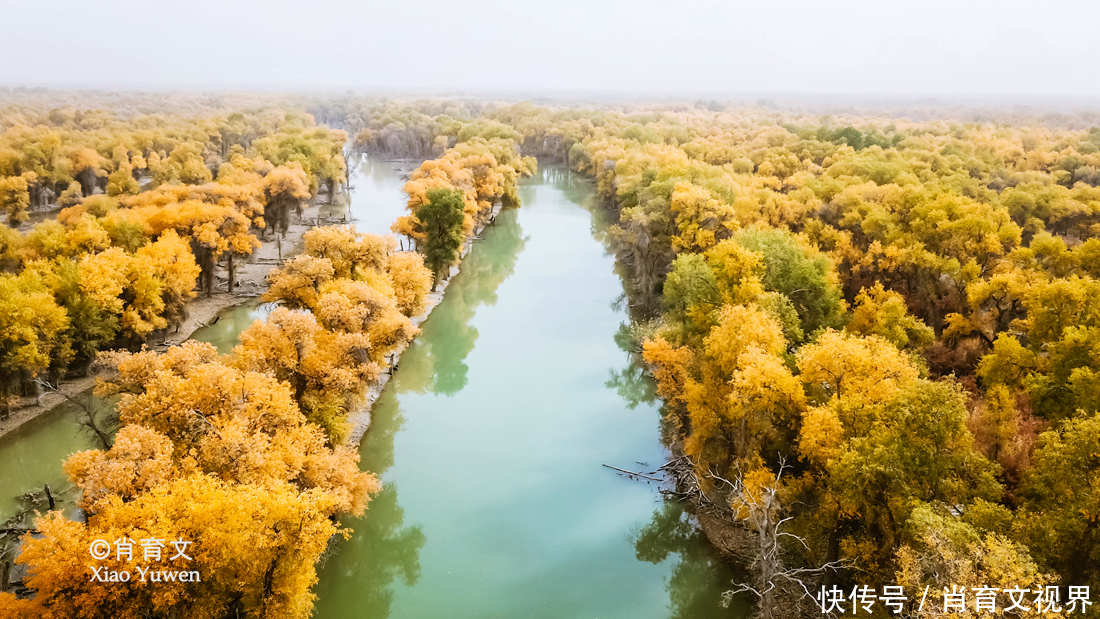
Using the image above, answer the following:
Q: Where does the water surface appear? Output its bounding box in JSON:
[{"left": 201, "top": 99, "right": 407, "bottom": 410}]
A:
[
  {"left": 0, "top": 401, "right": 89, "bottom": 522},
  {"left": 320, "top": 154, "right": 413, "bottom": 240}
]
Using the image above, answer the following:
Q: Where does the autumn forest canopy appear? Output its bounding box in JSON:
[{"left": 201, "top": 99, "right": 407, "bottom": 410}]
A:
[{"left": 0, "top": 90, "right": 1099, "bottom": 618}]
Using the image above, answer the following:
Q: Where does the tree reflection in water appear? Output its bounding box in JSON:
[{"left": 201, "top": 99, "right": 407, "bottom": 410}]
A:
[
  {"left": 320, "top": 481, "right": 426, "bottom": 617},
  {"left": 313, "top": 205, "right": 529, "bottom": 617},
  {"left": 394, "top": 208, "right": 527, "bottom": 397},
  {"left": 634, "top": 501, "right": 752, "bottom": 619},
  {"left": 565, "top": 154, "right": 752, "bottom": 619},
  {"left": 606, "top": 322, "right": 658, "bottom": 410},
  {"left": 312, "top": 391, "right": 426, "bottom": 617}
]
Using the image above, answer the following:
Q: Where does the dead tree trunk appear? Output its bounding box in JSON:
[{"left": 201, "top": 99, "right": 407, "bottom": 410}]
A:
[{"left": 718, "top": 462, "right": 844, "bottom": 618}]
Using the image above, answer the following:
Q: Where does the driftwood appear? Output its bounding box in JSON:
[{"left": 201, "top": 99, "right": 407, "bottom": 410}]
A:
[
  {"left": 194, "top": 315, "right": 220, "bottom": 329},
  {"left": 601, "top": 463, "right": 663, "bottom": 482},
  {"left": 33, "top": 379, "right": 113, "bottom": 449}
]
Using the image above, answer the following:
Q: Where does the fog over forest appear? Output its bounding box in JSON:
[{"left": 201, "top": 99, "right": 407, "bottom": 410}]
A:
[{"left": 2, "top": 0, "right": 1099, "bottom": 98}]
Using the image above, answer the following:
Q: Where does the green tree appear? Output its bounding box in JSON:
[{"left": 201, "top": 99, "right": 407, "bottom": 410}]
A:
[
  {"left": 49, "top": 258, "right": 120, "bottom": 375},
  {"left": 847, "top": 282, "right": 934, "bottom": 351},
  {"left": 1015, "top": 411, "right": 1100, "bottom": 592},
  {"left": 661, "top": 253, "right": 720, "bottom": 342},
  {"left": 733, "top": 228, "right": 844, "bottom": 336},
  {"left": 895, "top": 503, "right": 1049, "bottom": 619},
  {"left": 416, "top": 188, "right": 465, "bottom": 291},
  {"left": 821, "top": 380, "right": 1000, "bottom": 579}
]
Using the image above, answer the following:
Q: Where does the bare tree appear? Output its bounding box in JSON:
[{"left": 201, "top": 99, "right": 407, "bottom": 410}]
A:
[
  {"left": 33, "top": 378, "right": 115, "bottom": 450},
  {"left": 714, "top": 460, "right": 846, "bottom": 619}
]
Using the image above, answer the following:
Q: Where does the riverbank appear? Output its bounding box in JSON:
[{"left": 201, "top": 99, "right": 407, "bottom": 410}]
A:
[
  {"left": 0, "top": 199, "right": 329, "bottom": 441},
  {"left": 343, "top": 203, "right": 503, "bottom": 445},
  {"left": 574, "top": 163, "right": 753, "bottom": 572}
]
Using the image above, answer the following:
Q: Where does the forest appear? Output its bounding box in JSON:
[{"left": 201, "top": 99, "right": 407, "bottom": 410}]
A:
[
  {"left": 0, "top": 93, "right": 535, "bottom": 618},
  {"left": 0, "top": 90, "right": 1098, "bottom": 618}
]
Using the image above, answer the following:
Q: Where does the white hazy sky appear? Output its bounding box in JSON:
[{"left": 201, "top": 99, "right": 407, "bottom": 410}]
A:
[{"left": 2, "top": 0, "right": 1099, "bottom": 97}]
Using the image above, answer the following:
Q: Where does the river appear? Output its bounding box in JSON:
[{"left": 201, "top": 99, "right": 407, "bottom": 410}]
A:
[
  {"left": 0, "top": 156, "right": 744, "bottom": 618},
  {"left": 310, "top": 165, "right": 744, "bottom": 619}
]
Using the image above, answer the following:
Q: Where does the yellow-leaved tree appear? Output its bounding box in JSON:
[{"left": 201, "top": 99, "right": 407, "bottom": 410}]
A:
[
  {"left": 0, "top": 341, "right": 379, "bottom": 619},
  {"left": 0, "top": 270, "right": 69, "bottom": 417},
  {"left": 232, "top": 308, "right": 378, "bottom": 443}
]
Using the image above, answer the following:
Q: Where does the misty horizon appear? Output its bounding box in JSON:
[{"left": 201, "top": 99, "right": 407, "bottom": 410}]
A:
[
  {"left": 4, "top": 86, "right": 1099, "bottom": 117},
  {"left": 3, "top": 0, "right": 1099, "bottom": 99}
]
